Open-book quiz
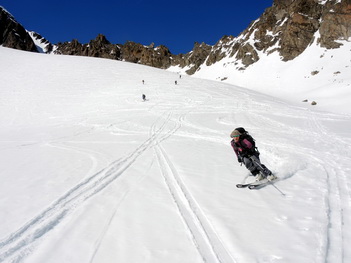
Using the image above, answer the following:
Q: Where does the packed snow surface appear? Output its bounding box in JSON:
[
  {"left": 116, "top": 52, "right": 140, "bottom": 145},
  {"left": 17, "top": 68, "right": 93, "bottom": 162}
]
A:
[{"left": 0, "top": 46, "right": 351, "bottom": 263}]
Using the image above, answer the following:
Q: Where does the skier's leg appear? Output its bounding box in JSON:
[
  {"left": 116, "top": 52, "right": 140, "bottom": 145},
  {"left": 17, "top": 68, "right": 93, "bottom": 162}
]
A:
[
  {"left": 260, "top": 164, "right": 272, "bottom": 175},
  {"left": 250, "top": 155, "right": 274, "bottom": 178},
  {"left": 245, "top": 155, "right": 265, "bottom": 180},
  {"left": 243, "top": 157, "right": 260, "bottom": 176}
]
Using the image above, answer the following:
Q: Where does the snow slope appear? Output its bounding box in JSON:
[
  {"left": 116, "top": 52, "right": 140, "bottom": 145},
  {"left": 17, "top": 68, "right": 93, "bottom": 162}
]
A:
[{"left": 0, "top": 46, "right": 351, "bottom": 263}]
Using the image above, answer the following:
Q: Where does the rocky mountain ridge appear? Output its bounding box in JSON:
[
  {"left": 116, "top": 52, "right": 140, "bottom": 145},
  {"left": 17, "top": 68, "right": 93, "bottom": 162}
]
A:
[
  {"left": 0, "top": 6, "right": 37, "bottom": 52},
  {"left": 203, "top": 0, "right": 351, "bottom": 71},
  {"left": 54, "top": 35, "right": 174, "bottom": 69},
  {"left": 1, "top": 0, "right": 351, "bottom": 75}
]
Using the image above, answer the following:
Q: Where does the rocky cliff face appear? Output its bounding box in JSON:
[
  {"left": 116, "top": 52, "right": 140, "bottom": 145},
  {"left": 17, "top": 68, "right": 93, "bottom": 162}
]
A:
[
  {"left": 120, "top": 41, "right": 172, "bottom": 68},
  {"left": 318, "top": 0, "right": 351, "bottom": 48},
  {"left": 254, "top": 0, "right": 351, "bottom": 58},
  {"left": 196, "top": 0, "right": 351, "bottom": 73},
  {"left": 171, "top": 42, "right": 212, "bottom": 74},
  {"left": 0, "top": 6, "right": 37, "bottom": 52}
]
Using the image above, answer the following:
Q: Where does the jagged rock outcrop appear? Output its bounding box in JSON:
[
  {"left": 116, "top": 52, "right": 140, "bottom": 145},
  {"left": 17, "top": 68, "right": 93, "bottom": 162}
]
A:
[
  {"left": 121, "top": 41, "right": 172, "bottom": 68},
  {"left": 56, "top": 37, "right": 210, "bottom": 73},
  {"left": 180, "top": 0, "right": 351, "bottom": 73},
  {"left": 235, "top": 0, "right": 323, "bottom": 62},
  {"left": 171, "top": 42, "right": 212, "bottom": 74},
  {"left": 55, "top": 34, "right": 122, "bottom": 60},
  {"left": 0, "top": 6, "right": 37, "bottom": 52},
  {"left": 206, "top": 36, "right": 235, "bottom": 66},
  {"left": 55, "top": 34, "right": 173, "bottom": 68},
  {"left": 2, "top": 0, "right": 350, "bottom": 75},
  {"left": 28, "top": 31, "right": 53, "bottom": 53},
  {"left": 318, "top": 0, "right": 351, "bottom": 48}
]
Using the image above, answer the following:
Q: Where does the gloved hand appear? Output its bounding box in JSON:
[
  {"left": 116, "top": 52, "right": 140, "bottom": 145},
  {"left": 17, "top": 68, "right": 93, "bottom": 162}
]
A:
[{"left": 237, "top": 156, "right": 243, "bottom": 163}]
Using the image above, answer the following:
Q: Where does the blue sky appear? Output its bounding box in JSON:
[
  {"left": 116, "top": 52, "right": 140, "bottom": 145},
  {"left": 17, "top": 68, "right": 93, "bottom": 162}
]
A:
[{"left": 2, "top": 0, "right": 273, "bottom": 54}]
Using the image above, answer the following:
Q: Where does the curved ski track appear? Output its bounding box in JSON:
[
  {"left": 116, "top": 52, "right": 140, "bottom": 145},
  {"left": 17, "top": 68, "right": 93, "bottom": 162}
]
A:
[
  {"left": 0, "top": 105, "right": 235, "bottom": 263},
  {"left": 0, "top": 111, "right": 184, "bottom": 262},
  {"left": 151, "top": 109, "right": 235, "bottom": 263}
]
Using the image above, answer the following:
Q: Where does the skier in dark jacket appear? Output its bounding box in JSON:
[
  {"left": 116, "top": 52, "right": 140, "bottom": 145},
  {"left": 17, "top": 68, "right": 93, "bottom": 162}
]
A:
[{"left": 230, "top": 128, "right": 276, "bottom": 181}]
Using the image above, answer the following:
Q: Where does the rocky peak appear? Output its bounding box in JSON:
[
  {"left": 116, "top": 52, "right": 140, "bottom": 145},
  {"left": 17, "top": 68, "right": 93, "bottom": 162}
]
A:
[
  {"left": 55, "top": 35, "right": 121, "bottom": 59},
  {"left": 242, "top": 0, "right": 324, "bottom": 61},
  {"left": 89, "top": 34, "right": 111, "bottom": 47},
  {"left": 121, "top": 41, "right": 172, "bottom": 68},
  {"left": 0, "top": 6, "right": 37, "bottom": 52},
  {"left": 178, "top": 0, "right": 351, "bottom": 73}
]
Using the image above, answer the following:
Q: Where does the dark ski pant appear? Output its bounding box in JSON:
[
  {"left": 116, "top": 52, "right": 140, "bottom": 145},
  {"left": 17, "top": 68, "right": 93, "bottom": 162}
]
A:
[{"left": 243, "top": 154, "right": 271, "bottom": 176}]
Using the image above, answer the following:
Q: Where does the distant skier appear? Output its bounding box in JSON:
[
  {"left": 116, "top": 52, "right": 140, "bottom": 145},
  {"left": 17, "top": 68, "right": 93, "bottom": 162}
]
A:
[
  {"left": 142, "top": 94, "right": 146, "bottom": 101},
  {"left": 142, "top": 80, "right": 145, "bottom": 85},
  {"left": 175, "top": 80, "right": 177, "bottom": 85},
  {"left": 230, "top": 127, "right": 276, "bottom": 181}
]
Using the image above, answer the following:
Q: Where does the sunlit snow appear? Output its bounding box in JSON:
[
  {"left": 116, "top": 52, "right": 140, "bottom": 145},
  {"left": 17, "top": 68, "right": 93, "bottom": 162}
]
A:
[{"left": 0, "top": 46, "right": 350, "bottom": 263}]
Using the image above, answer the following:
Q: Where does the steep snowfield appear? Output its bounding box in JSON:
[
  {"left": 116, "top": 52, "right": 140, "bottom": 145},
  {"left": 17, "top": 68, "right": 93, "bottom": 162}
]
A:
[{"left": 0, "top": 46, "right": 350, "bottom": 263}]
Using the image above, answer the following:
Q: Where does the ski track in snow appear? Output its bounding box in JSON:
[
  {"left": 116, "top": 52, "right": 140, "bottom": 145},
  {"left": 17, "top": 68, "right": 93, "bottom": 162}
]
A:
[
  {"left": 208, "top": 83, "right": 351, "bottom": 262},
  {"left": 0, "top": 110, "right": 184, "bottom": 262},
  {"left": 151, "top": 108, "right": 236, "bottom": 263},
  {"left": 306, "top": 111, "right": 350, "bottom": 263},
  {"left": 1, "top": 87, "right": 350, "bottom": 262},
  {"left": 258, "top": 107, "right": 351, "bottom": 262},
  {"left": 0, "top": 97, "right": 235, "bottom": 263},
  {"left": 1, "top": 48, "right": 351, "bottom": 262}
]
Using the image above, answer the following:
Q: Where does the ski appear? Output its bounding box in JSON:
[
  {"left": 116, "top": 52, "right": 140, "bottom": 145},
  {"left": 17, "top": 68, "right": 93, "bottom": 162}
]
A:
[
  {"left": 236, "top": 183, "right": 253, "bottom": 188},
  {"left": 236, "top": 179, "right": 267, "bottom": 188},
  {"left": 248, "top": 178, "right": 278, "bottom": 189},
  {"left": 248, "top": 179, "right": 270, "bottom": 189},
  {"left": 236, "top": 177, "right": 278, "bottom": 189}
]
